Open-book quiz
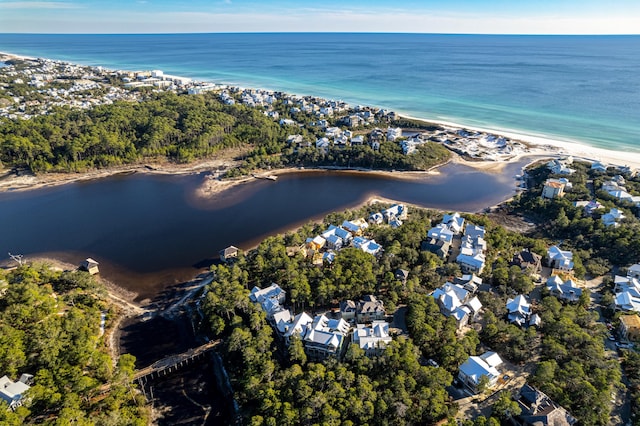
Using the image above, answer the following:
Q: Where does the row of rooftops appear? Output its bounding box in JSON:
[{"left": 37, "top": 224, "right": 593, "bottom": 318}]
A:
[
  {"left": 613, "top": 264, "right": 640, "bottom": 313},
  {"left": 250, "top": 284, "right": 392, "bottom": 358},
  {"left": 303, "top": 205, "right": 409, "bottom": 264}
]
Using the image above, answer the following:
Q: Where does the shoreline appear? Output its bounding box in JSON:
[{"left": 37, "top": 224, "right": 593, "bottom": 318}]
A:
[
  {"left": 2, "top": 48, "right": 640, "bottom": 173},
  {"left": 399, "top": 113, "right": 640, "bottom": 171}
]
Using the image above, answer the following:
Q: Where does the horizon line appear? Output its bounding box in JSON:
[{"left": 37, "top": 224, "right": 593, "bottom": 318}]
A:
[{"left": 1, "top": 31, "right": 639, "bottom": 37}]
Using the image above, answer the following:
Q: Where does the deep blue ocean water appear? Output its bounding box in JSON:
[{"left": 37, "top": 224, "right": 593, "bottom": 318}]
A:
[{"left": 0, "top": 33, "right": 639, "bottom": 152}]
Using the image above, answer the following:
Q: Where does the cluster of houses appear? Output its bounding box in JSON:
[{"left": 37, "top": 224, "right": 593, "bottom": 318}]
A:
[
  {"left": 457, "top": 352, "right": 577, "bottom": 424},
  {"left": 423, "top": 212, "right": 487, "bottom": 274},
  {"left": 0, "top": 57, "right": 141, "bottom": 120},
  {"left": 546, "top": 157, "right": 576, "bottom": 175},
  {"left": 601, "top": 175, "right": 640, "bottom": 207},
  {"left": 301, "top": 204, "right": 408, "bottom": 265},
  {"left": 250, "top": 284, "right": 392, "bottom": 360}
]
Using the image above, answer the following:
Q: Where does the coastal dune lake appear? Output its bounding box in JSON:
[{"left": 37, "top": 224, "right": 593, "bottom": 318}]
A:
[{"left": 0, "top": 161, "right": 526, "bottom": 299}]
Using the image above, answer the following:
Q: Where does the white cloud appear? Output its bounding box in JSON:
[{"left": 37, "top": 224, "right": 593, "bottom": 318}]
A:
[
  {"left": 1, "top": 7, "right": 639, "bottom": 34},
  {"left": 0, "top": 1, "right": 81, "bottom": 9}
]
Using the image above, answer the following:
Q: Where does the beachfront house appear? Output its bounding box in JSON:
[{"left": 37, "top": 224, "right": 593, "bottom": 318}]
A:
[
  {"left": 0, "top": 374, "right": 32, "bottom": 410},
  {"left": 457, "top": 352, "right": 503, "bottom": 394},
  {"left": 442, "top": 212, "right": 465, "bottom": 235},
  {"left": 547, "top": 246, "right": 574, "bottom": 271},
  {"left": 341, "top": 218, "right": 369, "bottom": 235},
  {"left": 381, "top": 204, "right": 408, "bottom": 223},
  {"left": 547, "top": 158, "right": 575, "bottom": 175}
]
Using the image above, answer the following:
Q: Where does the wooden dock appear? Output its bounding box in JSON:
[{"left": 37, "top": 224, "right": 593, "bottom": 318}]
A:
[{"left": 253, "top": 173, "right": 278, "bottom": 181}]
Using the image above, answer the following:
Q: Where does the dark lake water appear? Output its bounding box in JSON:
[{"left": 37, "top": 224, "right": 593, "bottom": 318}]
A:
[{"left": 0, "top": 161, "right": 527, "bottom": 300}]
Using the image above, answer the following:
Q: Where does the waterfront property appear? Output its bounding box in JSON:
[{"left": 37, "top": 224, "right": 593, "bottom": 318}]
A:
[
  {"left": 219, "top": 245, "right": 240, "bottom": 263},
  {"left": 79, "top": 258, "right": 100, "bottom": 275},
  {"left": 541, "top": 179, "right": 566, "bottom": 199}
]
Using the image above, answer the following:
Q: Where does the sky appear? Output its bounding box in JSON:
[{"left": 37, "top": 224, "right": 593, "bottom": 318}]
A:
[{"left": 0, "top": 0, "right": 639, "bottom": 34}]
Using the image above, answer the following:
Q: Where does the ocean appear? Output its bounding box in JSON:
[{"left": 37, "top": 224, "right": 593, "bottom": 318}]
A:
[{"left": 0, "top": 33, "right": 638, "bottom": 153}]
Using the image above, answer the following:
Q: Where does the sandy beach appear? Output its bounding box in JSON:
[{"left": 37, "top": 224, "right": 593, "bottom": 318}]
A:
[{"left": 401, "top": 114, "right": 640, "bottom": 171}]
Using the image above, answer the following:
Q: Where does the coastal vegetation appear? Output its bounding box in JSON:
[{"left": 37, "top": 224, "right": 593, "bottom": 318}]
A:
[
  {"left": 0, "top": 90, "right": 450, "bottom": 177},
  {"left": 0, "top": 263, "right": 148, "bottom": 425},
  {"left": 196, "top": 197, "right": 624, "bottom": 425}
]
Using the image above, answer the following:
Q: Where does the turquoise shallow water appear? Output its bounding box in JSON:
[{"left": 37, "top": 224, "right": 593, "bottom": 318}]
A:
[{"left": 1, "top": 33, "right": 639, "bottom": 152}]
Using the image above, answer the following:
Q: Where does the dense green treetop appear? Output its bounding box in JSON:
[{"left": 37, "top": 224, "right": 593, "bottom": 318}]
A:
[{"left": 0, "top": 263, "right": 148, "bottom": 425}]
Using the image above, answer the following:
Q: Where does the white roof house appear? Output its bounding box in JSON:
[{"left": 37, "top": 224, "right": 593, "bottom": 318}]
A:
[
  {"left": 546, "top": 276, "right": 583, "bottom": 302},
  {"left": 458, "top": 352, "right": 503, "bottom": 393},
  {"left": 341, "top": 218, "right": 369, "bottom": 235},
  {"left": 614, "top": 292, "right": 640, "bottom": 313},
  {"left": 442, "top": 212, "right": 465, "bottom": 234},
  {"left": 627, "top": 264, "right": 640, "bottom": 280},
  {"left": 506, "top": 295, "right": 531, "bottom": 326},
  {"left": 602, "top": 208, "right": 625, "bottom": 227},
  {"left": 282, "top": 312, "right": 314, "bottom": 343},
  {"left": 250, "top": 284, "right": 287, "bottom": 321},
  {"left": 353, "top": 321, "right": 393, "bottom": 355},
  {"left": 250, "top": 283, "right": 286, "bottom": 305},
  {"left": 456, "top": 224, "right": 487, "bottom": 274},
  {"left": 0, "top": 374, "right": 31, "bottom": 410},
  {"left": 431, "top": 283, "right": 482, "bottom": 328},
  {"left": 428, "top": 224, "right": 455, "bottom": 244},
  {"left": 547, "top": 246, "right": 574, "bottom": 271},
  {"left": 352, "top": 237, "right": 382, "bottom": 256}
]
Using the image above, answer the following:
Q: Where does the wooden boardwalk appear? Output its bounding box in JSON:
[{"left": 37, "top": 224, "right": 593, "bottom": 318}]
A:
[
  {"left": 134, "top": 339, "right": 222, "bottom": 382},
  {"left": 93, "top": 339, "right": 222, "bottom": 401}
]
